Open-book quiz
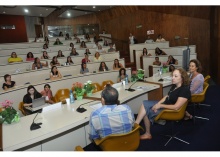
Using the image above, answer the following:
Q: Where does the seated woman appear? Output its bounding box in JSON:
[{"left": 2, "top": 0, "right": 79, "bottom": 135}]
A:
[
  {"left": 76, "top": 38, "right": 81, "bottom": 44},
  {"left": 96, "top": 45, "right": 106, "bottom": 53},
  {"left": 50, "top": 56, "right": 60, "bottom": 67},
  {"left": 85, "top": 33, "right": 90, "bottom": 42},
  {"left": 66, "top": 56, "right": 74, "bottom": 65},
  {"left": 99, "top": 62, "right": 109, "bottom": 72},
  {"left": 50, "top": 66, "right": 62, "bottom": 80},
  {"left": 153, "top": 57, "right": 161, "bottom": 66},
  {"left": 166, "top": 55, "right": 178, "bottom": 65},
  {"left": 85, "top": 48, "right": 91, "bottom": 55},
  {"left": 141, "top": 48, "right": 152, "bottom": 57},
  {"left": 26, "top": 52, "right": 35, "bottom": 62},
  {"left": 2, "top": 74, "right": 16, "bottom": 90},
  {"left": 184, "top": 59, "right": 204, "bottom": 120},
  {"left": 155, "top": 47, "right": 167, "bottom": 56},
  {"left": 156, "top": 34, "right": 166, "bottom": 42},
  {"left": 93, "top": 52, "right": 103, "bottom": 62},
  {"left": 41, "top": 84, "right": 54, "bottom": 104},
  {"left": 42, "top": 43, "right": 50, "bottom": 52},
  {"left": 117, "top": 68, "right": 128, "bottom": 83},
  {"left": 135, "top": 68, "right": 191, "bottom": 140},
  {"left": 169, "top": 65, "right": 176, "bottom": 72},
  {"left": 53, "top": 38, "right": 63, "bottom": 45},
  {"left": 57, "top": 50, "right": 65, "bottom": 58},
  {"left": 41, "top": 51, "right": 50, "bottom": 59},
  {"left": 112, "top": 59, "right": 124, "bottom": 70},
  {"left": 82, "top": 54, "right": 91, "bottom": 63},
  {"left": 69, "top": 42, "right": 74, "bottom": 50},
  {"left": 80, "top": 41, "right": 87, "bottom": 48},
  {"left": 65, "top": 33, "right": 72, "bottom": 40},
  {"left": 80, "top": 63, "right": 89, "bottom": 74},
  {"left": 8, "top": 52, "right": 23, "bottom": 63},
  {"left": 70, "top": 48, "right": 79, "bottom": 56},
  {"left": 32, "top": 57, "right": 48, "bottom": 70},
  {"left": 23, "top": 85, "right": 42, "bottom": 115}
]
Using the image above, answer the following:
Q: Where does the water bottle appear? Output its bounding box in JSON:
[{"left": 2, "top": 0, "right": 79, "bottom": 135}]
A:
[
  {"left": 125, "top": 76, "right": 128, "bottom": 85},
  {"left": 70, "top": 90, "right": 74, "bottom": 104}
]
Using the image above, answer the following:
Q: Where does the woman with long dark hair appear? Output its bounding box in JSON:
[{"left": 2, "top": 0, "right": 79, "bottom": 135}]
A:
[
  {"left": 99, "top": 62, "right": 109, "bottom": 72},
  {"left": 112, "top": 59, "right": 124, "bottom": 70},
  {"left": 80, "top": 63, "right": 89, "bottom": 74}
]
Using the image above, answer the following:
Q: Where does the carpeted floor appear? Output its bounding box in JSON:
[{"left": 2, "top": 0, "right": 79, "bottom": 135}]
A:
[{"left": 84, "top": 84, "right": 220, "bottom": 151}]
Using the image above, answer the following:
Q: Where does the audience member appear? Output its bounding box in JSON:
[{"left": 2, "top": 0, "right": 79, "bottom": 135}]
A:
[
  {"left": 65, "top": 33, "right": 72, "bottom": 40},
  {"left": 53, "top": 38, "right": 63, "bottom": 45},
  {"left": 59, "top": 31, "right": 64, "bottom": 37},
  {"left": 41, "top": 84, "right": 54, "bottom": 104},
  {"left": 117, "top": 68, "right": 128, "bottom": 83},
  {"left": 145, "top": 35, "right": 154, "bottom": 43},
  {"left": 103, "top": 40, "right": 109, "bottom": 46},
  {"left": 70, "top": 48, "right": 79, "bottom": 56},
  {"left": 26, "top": 52, "right": 35, "bottom": 61},
  {"left": 169, "top": 65, "right": 176, "bottom": 72},
  {"left": 93, "top": 41, "right": 99, "bottom": 48},
  {"left": 41, "top": 51, "right": 50, "bottom": 59},
  {"left": 82, "top": 54, "right": 91, "bottom": 63},
  {"left": 166, "top": 55, "right": 178, "bottom": 65},
  {"left": 99, "top": 62, "right": 109, "bottom": 72},
  {"left": 141, "top": 48, "right": 152, "bottom": 57},
  {"left": 76, "top": 38, "right": 81, "bottom": 44},
  {"left": 50, "top": 56, "right": 60, "bottom": 67},
  {"left": 8, "top": 52, "right": 23, "bottom": 63},
  {"left": 153, "top": 57, "right": 161, "bottom": 66},
  {"left": 66, "top": 56, "right": 74, "bottom": 65},
  {"left": 42, "top": 44, "right": 50, "bottom": 52},
  {"left": 50, "top": 66, "right": 62, "bottom": 80},
  {"left": 113, "top": 59, "right": 124, "bottom": 70},
  {"left": 129, "top": 33, "right": 135, "bottom": 44},
  {"left": 80, "top": 41, "right": 87, "bottom": 48},
  {"left": 89, "top": 84, "right": 134, "bottom": 139},
  {"left": 184, "top": 59, "right": 204, "bottom": 120},
  {"left": 80, "top": 63, "right": 89, "bottom": 74},
  {"left": 23, "top": 85, "right": 42, "bottom": 115},
  {"left": 93, "top": 52, "right": 103, "bottom": 62},
  {"left": 57, "top": 50, "right": 65, "bottom": 58},
  {"left": 85, "top": 33, "right": 90, "bottom": 42},
  {"left": 44, "top": 36, "right": 49, "bottom": 43},
  {"left": 73, "top": 34, "right": 78, "bottom": 39},
  {"left": 96, "top": 45, "right": 106, "bottom": 53},
  {"left": 85, "top": 48, "right": 91, "bottom": 55},
  {"left": 108, "top": 43, "right": 116, "bottom": 52},
  {"left": 135, "top": 68, "right": 191, "bottom": 140},
  {"left": 156, "top": 34, "right": 166, "bottom": 42},
  {"left": 2, "top": 74, "right": 16, "bottom": 90},
  {"left": 32, "top": 57, "right": 48, "bottom": 70},
  {"left": 69, "top": 42, "right": 74, "bottom": 50},
  {"left": 155, "top": 47, "right": 167, "bottom": 56}
]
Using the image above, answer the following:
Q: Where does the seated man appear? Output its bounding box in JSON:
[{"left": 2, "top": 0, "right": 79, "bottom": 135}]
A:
[
  {"left": 108, "top": 43, "right": 116, "bottom": 52},
  {"left": 153, "top": 57, "right": 161, "bottom": 66},
  {"left": 89, "top": 84, "right": 134, "bottom": 139}
]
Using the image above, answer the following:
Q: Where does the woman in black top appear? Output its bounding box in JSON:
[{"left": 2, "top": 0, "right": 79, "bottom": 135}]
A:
[
  {"left": 135, "top": 68, "right": 191, "bottom": 140},
  {"left": 57, "top": 50, "right": 65, "bottom": 58},
  {"left": 66, "top": 56, "right": 74, "bottom": 65},
  {"left": 166, "top": 55, "right": 178, "bottom": 65},
  {"left": 2, "top": 74, "right": 16, "bottom": 90},
  {"left": 99, "top": 62, "right": 109, "bottom": 72},
  {"left": 23, "top": 85, "right": 42, "bottom": 115},
  {"left": 70, "top": 48, "right": 79, "bottom": 56},
  {"left": 155, "top": 47, "right": 167, "bottom": 56},
  {"left": 50, "top": 56, "right": 60, "bottom": 67}
]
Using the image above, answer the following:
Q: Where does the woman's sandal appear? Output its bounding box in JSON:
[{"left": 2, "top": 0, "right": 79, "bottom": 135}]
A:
[{"left": 184, "top": 114, "right": 193, "bottom": 120}]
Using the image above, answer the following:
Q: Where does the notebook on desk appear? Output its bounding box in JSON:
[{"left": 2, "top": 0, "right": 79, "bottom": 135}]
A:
[{"left": 25, "top": 97, "right": 49, "bottom": 112}]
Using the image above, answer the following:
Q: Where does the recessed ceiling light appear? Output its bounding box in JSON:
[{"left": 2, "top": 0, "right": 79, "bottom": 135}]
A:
[
  {"left": 93, "top": 6, "right": 96, "bottom": 9},
  {"left": 85, "top": 12, "right": 87, "bottom": 14},
  {"left": 99, "top": 10, "right": 100, "bottom": 11},
  {"left": 24, "top": 9, "right": 28, "bottom": 13},
  {"left": 46, "top": 9, "right": 48, "bottom": 11},
  {"left": 88, "top": 24, "right": 89, "bottom": 25},
  {"left": 67, "top": 13, "right": 71, "bottom": 16},
  {"left": 40, "top": 14, "right": 42, "bottom": 16},
  {"left": 3, "top": 11, "right": 6, "bottom": 14},
  {"left": 75, "top": 6, "right": 77, "bottom": 8}
]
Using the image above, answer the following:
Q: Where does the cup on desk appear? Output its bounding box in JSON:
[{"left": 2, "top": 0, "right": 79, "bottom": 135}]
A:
[{"left": 66, "top": 98, "right": 70, "bottom": 105}]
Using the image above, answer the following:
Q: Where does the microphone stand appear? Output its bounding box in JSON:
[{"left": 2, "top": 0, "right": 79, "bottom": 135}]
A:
[
  {"left": 125, "top": 80, "right": 137, "bottom": 92},
  {"left": 30, "top": 112, "right": 42, "bottom": 131}
]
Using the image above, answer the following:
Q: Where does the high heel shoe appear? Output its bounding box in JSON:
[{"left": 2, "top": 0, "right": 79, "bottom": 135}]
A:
[{"left": 184, "top": 114, "right": 193, "bottom": 120}]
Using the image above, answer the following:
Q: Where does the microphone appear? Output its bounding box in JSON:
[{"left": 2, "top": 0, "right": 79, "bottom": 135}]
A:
[
  {"left": 30, "top": 112, "right": 42, "bottom": 131},
  {"left": 125, "top": 80, "right": 137, "bottom": 92},
  {"left": 76, "top": 102, "right": 92, "bottom": 113}
]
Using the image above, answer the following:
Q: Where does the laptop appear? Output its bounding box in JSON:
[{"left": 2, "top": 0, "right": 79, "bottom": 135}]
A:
[{"left": 26, "top": 97, "right": 49, "bottom": 111}]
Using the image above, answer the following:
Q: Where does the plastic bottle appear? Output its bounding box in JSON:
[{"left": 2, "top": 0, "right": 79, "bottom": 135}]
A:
[
  {"left": 125, "top": 76, "right": 128, "bottom": 85},
  {"left": 69, "top": 90, "right": 74, "bottom": 104}
]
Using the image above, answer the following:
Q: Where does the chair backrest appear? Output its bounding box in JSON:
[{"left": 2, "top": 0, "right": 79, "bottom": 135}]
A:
[
  {"left": 154, "top": 101, "right": 188, "bottom": 121},
  {"left": 204, "top": 75, "right": 211, "bottom": 84},
  {"left": 54, "top": 88, "right": 70, "bottom": 103},
  {"left": 191, "top": 82, "right": 209, "bottom": 103},
  {"left": 18, "top": 102, "right": 26, "bottom": 116},
  {"left": 101, "top": 80, "right": 114, "bottom": 89},
  {"left": 93, "top": 123, "right": 143, "bottom": 151},
  {"left": 92, "top": 82, "right": 102, "bottom": 93}
]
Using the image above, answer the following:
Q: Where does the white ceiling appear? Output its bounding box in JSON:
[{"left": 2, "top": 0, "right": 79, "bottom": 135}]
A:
[{"left": 0, "top": 5, "right": 113, "bottom": 18}]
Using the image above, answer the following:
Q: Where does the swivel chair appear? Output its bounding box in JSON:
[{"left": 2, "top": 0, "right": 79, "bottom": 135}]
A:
[
  {"left": 154, "top": 101, "right": 189, "bottom": 146},
  {"left": 18, "top": 102, "right": 26, "bottom": 116},
  {"left": 94, "top": 123, "right": 143, "bottom": 151},
  {"left": 101, "top": 80, "right": 114, "bottom": 89},
  {"left": 54, "top": 88, "right": 70, "bottom": 103}
]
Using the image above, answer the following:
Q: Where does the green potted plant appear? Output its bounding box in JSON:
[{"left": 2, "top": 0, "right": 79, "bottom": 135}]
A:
[
  {"left": 84, "top": 80, "right": 95, "bottom": 96},
  {"left": 0, "top": 100, "right": 20, "bottom": 124},
  {"left": 72, "top": 82, "right": 85, "bottom": 100},
  {"left": 137, "top": 69, "right": 145, "bottom": 80}
]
